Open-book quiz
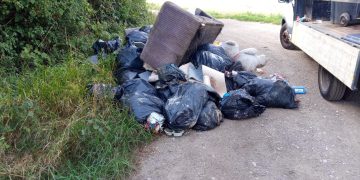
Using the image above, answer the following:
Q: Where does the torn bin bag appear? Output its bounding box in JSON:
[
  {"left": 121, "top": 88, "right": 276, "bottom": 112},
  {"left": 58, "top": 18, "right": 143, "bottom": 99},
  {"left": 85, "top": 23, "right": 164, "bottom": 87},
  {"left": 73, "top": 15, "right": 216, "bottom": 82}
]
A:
[
  {"left": 193, "top": 101, "right": 223, "bottom": 131},
  {"left": 243, "top": 79, "right": 298, "bottom": 109},
  {"left": 220, "top": 89, "right": 266, "bottom": 120},
  {"left": 164, "top": 82, "right": 209, "bottom": 130},
  {"left": 121, "top": 92, "right": 164, "bottom": 124}
]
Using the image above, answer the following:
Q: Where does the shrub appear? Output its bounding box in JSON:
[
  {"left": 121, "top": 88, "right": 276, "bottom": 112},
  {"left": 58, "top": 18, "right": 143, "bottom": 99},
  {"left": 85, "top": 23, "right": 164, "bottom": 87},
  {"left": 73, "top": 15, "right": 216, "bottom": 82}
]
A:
[
  {"left": 89, "top": 0, "right": 149, "bottom": 26},
  {"left": 0, "top": 0, "right": 92, "bottom": 74},
  {"left": 0, "top": 0, "right": 151, "bottom": 75}
]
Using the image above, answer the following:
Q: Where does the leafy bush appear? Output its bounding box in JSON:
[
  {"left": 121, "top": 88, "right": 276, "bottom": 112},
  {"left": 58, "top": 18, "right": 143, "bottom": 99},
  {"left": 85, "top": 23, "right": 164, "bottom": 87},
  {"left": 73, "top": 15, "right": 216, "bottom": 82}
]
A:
[
  {"left": 0, "top": 0, "right": 150, "bottom": 75},
  {"left": 0, "top": 0, "right": 92, "bottom": 74},
  {"left": 89, "top": 0, "right": 149, "bottom": 26}
]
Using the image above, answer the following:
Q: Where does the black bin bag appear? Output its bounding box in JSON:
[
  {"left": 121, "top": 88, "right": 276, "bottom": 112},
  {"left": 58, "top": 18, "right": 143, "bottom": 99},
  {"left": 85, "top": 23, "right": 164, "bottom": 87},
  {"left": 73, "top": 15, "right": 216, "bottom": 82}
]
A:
[
  {"left": 120, "top": 79, "right": 163, "bottom": 124},
  {"left": 199, "top": 44, "right": 231, "bottom": 62},
  {"left": 226, "top": 61, "right": 244, "bottom": 72},
  {"left": 126, "top": 30, "right": 149, "bottom": 44},
  {"left": 116, "top": 44, "right": 144, "bottom": 70},
  {"left": 157, "top": 64, "right": 186, "bottom": 83},
  {"left": 113, "top": 69, "right": 145, "bottom": 85},
  {"left": 243, "top": 79, "right": 298, "bottom": 109},
  {"left": 220, "top": 89, "right": 266, "bottom": 120},
  {"left": 121, "top": 92, "right": 164, "bottom": 124},
  {"left": 225, "top": 71, "right": 257, "bottom": 91},
  {"left": 113, "top": 43, "right": 145, "bottom": 84},
  {"left": 164, "top": 82, "right": 209, "bottom": 130},
  {"left": 192, "top": 44, "right": 233, "bottom": 72},
  {"left": 156, "top": 83, "right": 180, "bottom": 102},
  {"left": 122, "top": 79, "right": 157, "bottom": 96},
  {"left": 193, "top": 101, "right": 223, "bottom": 131},
  {"left": 139, "top": 25, "right": 152, "bottom": 34}
]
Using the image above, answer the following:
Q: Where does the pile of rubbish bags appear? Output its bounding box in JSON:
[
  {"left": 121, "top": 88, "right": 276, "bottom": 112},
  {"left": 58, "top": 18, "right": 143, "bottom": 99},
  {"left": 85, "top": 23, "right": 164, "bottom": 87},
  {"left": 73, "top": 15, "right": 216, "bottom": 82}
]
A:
[{"left": 88, "top": 2, "right": 300, "bottom": 136}]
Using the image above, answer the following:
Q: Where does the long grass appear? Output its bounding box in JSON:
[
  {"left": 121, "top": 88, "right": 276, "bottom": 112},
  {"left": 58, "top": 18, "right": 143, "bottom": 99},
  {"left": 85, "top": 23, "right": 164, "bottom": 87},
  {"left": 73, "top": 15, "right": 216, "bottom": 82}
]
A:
[{"left": 0, "top": 54, "right": 152, "bottom": 179}]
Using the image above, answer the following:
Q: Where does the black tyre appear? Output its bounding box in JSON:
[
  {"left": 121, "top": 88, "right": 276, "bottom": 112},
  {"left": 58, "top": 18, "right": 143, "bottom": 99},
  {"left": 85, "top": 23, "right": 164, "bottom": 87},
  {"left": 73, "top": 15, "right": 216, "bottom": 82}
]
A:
[
  {"left": 280, "top": 23, "right": 296, "bottom": 50},
  {"left": 339, "top": 12, "right": 350, "bottom": 27},
  {"left": 318, "top": 65, "right": 346, "bottom": 101}
]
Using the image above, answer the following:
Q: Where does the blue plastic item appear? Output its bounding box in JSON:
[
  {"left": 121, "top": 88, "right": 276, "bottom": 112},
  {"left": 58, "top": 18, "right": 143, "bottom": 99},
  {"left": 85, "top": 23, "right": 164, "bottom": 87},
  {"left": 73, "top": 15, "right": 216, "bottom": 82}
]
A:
[{"left": 292, "top": 86, "right": 307, "bottom": 94}]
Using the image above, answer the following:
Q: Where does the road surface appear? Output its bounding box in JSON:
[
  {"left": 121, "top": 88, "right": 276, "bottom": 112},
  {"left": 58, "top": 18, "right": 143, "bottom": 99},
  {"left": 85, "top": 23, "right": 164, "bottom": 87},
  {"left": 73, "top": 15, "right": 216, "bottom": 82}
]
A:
[{"left": 131, "top": 20, "right": 360, "bottom": 180}]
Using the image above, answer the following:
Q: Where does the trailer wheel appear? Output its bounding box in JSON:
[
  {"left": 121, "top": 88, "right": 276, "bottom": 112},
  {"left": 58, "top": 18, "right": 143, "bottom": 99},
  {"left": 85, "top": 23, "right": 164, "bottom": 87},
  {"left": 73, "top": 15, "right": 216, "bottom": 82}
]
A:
[
  {"left": 318, "top": 65, "right": 346, "bottom": 101},
  {"left": 339, "top": 12, "right": 350, "bottom": 27},
  {"left": 280, "top": 23, "right": 296, "bottom": 50}
]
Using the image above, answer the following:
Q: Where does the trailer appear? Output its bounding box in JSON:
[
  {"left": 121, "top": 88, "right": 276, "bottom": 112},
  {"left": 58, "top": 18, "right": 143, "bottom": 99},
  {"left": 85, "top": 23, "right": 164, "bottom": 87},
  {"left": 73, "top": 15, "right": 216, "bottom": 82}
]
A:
[{"left": 279, "top": 0, "right": 360, "bottom": 101}]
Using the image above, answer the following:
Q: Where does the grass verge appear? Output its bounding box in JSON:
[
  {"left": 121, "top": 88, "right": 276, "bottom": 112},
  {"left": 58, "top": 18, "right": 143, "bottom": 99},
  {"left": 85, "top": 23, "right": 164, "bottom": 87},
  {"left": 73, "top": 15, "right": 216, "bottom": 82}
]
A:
[
  {"left": 147, "top": 2, "right": 281, "bottom": 25},
  {"left": 0, "top": 54, "right": 152, "bottom": 179},
  {"left": 209, "top": 11, "right": 281, "bottom": 25}
]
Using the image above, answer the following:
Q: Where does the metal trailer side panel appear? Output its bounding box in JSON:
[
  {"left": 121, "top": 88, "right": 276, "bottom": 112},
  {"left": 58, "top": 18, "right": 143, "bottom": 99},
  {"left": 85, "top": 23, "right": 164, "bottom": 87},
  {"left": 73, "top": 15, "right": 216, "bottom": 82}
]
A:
[{"left": 291, "top": 22, "right": 360, "bottom": 90}]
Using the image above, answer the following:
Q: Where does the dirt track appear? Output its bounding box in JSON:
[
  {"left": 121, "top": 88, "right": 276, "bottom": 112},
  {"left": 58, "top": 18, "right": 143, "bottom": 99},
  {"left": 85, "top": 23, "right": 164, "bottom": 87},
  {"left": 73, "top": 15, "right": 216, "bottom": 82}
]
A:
[{"left": 131, "top": 20, "right": 360, "bottom": 180}]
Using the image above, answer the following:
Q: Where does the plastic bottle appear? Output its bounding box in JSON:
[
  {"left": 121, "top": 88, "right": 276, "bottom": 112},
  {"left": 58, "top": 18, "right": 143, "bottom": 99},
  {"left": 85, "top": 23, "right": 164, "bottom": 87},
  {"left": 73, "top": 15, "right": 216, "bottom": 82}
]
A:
[{"left": 292, "top": 86, "right": 307, "bottom": 94}]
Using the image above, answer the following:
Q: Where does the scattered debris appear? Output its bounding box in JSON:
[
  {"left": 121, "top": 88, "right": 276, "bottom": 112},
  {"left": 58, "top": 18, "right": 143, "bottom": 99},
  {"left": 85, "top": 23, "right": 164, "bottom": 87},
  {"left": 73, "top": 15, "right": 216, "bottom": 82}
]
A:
[
  {"left": 88, "top": 2, "right": 301, "bottom": 136},
  {"left": 145, "top": 112, "right": 165, "bottom": 133}
]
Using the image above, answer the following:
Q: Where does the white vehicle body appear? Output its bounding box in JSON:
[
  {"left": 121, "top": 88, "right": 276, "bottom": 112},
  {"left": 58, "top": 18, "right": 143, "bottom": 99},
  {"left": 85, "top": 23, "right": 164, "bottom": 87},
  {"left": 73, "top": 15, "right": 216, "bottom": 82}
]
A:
[{"left": 279, "top": 0, "right": 360, "bottom": 100}]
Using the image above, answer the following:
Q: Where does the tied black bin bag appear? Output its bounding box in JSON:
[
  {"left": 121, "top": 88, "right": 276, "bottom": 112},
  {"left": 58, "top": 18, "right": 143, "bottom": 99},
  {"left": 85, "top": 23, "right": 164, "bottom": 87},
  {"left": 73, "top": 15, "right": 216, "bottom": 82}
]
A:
[
  {"left": 113, "top": 44, "right": 145, "bottom": 84},
  {"left": 220, "top": 89, "right": 266, "bottom": 120},
  {"left": 193, "top": 101, "right": 223, "bottom": 131},
  {"left": 164, "top": 82, "right": 210, "bottom": 130},
  {"left": 121, "top": 92, "right": 164, "bottom": 124},
  {"left": 243, "top": 79, "right": 298, "bottom": 109},
  {"left": 115, "top": 44, "right": 144, "bottom": 70},
  {"left": 120, "top": 79, "right": 163, "bottom": 124}
]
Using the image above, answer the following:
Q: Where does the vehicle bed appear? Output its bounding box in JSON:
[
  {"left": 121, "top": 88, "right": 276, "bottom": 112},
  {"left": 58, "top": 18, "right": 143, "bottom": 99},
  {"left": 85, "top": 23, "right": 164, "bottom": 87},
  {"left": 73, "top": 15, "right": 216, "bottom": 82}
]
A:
[{"left": 302, "top": 21, "right": 360, "bottom": 48}]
